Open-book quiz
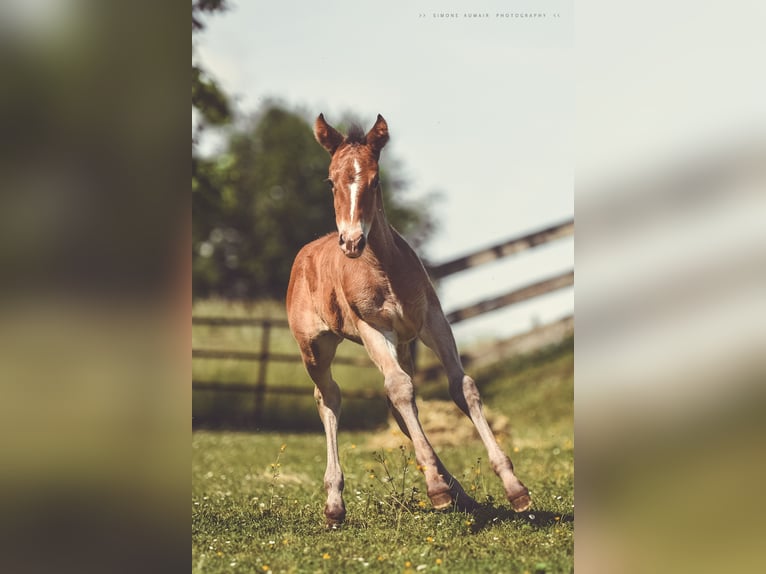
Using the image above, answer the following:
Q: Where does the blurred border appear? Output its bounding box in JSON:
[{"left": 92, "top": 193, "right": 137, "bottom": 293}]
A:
[
  {"left": 576, "top": 1, "right": 766, "bottom": 572},
  {"left": 0, "top": 2, "right": 188, "bottom": 572}
]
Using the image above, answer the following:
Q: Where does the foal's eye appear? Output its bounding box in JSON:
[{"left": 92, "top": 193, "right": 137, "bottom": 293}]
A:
[{"left": 325, "top": 178, "right": 334, "bottom": 191}]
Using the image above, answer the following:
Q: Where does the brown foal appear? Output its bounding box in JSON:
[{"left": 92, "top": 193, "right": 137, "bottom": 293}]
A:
[{"left": 286, "top": 114, "right": 531, "bottom": 526}]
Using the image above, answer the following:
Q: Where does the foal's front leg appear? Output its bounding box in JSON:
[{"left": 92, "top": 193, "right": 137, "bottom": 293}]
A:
[
  {"left": 297, "top": 333, "right": 346, "bottom": 526},
  {"left": 313, "top": 380, "right": 345, "bottom": 525},
  {"left": 358, "top": 323, "right": 476, "bottom": 511}
]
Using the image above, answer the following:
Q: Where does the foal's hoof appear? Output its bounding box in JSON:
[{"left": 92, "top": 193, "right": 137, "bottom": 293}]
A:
[
  {"left": 509, "top": 490, "right": 532, "bottom": 513},
  {"left": 324, "top": 506, "right": 346, "bottom": 528},
  {"left": 429, "top": 488, "right": 478, "bottom": 512},
  {"left": 429, "top": 489, "right": 453, "bottom": 510}
]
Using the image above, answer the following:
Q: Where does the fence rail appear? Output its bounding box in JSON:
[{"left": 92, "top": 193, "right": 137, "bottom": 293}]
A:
[
  {"left": 192, "top": 381, "right": 385, "bottom": 400},
  {"left": 192, "top": 348, "right": 370, "bottom": 367},
  {"left": 192, "top": 317, "right": 290, "bottom": 327},
  {"left": 413, "top": 314, "right": 574, "bottom": 383},
  {"left": 445, "top": 270, "right": 574, "bottom": 324},
  {"left": 428, "top": 219, "right": 573, "bottom": 279}
]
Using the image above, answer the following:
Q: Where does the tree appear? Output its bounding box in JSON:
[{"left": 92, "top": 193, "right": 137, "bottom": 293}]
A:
[
  {"left": 192, "top": 0, "right": 231, "bottom": 142},
  {"left": 192, "top": 0, "right": 232, "bottom": 295}
]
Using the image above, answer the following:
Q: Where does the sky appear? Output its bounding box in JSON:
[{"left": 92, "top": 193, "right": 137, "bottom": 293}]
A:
[{"left": 195, "top": 1, "right": 574, "bottom": 343}]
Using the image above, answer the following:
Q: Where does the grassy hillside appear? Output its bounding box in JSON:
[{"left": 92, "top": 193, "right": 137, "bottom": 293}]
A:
[{"left": 192, "top": 300, "right": 573, "bottom": 572}]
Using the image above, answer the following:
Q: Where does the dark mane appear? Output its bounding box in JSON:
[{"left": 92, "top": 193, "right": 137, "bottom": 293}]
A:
[{"left": 345, "top": 124, "right": 366, "bottom": 145}]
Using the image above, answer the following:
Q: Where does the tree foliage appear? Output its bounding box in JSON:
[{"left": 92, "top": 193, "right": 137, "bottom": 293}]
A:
[{"left": 192, "top": 0, "right": 230, "bottom": 143}]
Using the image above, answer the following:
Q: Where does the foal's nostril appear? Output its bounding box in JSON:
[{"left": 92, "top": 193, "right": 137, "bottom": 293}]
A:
[
  {"left": 357, "top": 235, "right": 366, "bottom": 252},
  {"left": 338, "top": 234, "right": 345, "bottom": 246}
]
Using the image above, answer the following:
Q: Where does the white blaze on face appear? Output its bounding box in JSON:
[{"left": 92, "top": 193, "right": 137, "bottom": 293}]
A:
[{"left": 349, "top": 159, "right": 362, "bottom": 222}]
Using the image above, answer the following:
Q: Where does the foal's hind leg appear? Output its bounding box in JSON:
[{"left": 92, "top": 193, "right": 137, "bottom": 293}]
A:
[
  {"left": 358, "top": 323, "right": 476, "bottom": 511},
  {"left": 420, "top": 305, "right": 531, "bottom": 512},
  {"left": 296, "top": 332, "right": 346, "bottom": 525}
]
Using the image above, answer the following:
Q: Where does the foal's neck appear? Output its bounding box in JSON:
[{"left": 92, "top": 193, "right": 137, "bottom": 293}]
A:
[{"left": 365, "top": 196, "right": 399, "bottom": 265}]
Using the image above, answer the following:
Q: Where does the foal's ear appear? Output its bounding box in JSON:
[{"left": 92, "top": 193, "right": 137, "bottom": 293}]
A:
[
  {"left": 365, "top": 114, "right": 389, "bottom": 158},
  {"left": 314, "top": 113, "right": 344, "bottom": 155}
]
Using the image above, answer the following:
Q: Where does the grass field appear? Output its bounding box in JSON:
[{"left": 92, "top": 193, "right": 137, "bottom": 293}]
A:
[{"left": 192, "top": 315, "right": 574, "bottom": 574}]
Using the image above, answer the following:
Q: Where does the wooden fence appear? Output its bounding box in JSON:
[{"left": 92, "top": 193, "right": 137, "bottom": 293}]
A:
[
  {"left": 428, "top": 219, "right": 574, "bottom": 280},
  {"left": 192, "top": 317, "right": 377, "bottom": 423},
  {"left": 192, "top": 219, "right": 574, "bottom": 422}
]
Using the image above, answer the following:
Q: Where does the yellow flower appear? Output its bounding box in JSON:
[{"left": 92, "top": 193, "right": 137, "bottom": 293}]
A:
[
  {"left": 377, "top": 555, "right": 384, "bottom": 561},
  {"left": 261, "top": 566, "right": 269, "bottom": 572},
  {"left": 513, "top": 447, "right": 519, "bottom": 453},
  {"left": 322, "top": 553, "right": 331, "bottom": 560},
  {"left": 405, "top": 561, "right": 412, "bottom": 567},
  {"left": 436, "top": 558, "right": 443, "bottom": 565},
  {"left": 351, "top": 444, "right": 356, "bottom": 449},
  {"left": 280, "top": 444, "right": 286, "bottom": 452},
  {"left": 416, "top": 464, "right": 426, "bottom": 472},
  {"left": 418, "top": 500, "right": 426, "bottom": 508},
  {"left": 426, "top": 536, "right": 434, "bottom": 543},
  {"left": 555, "top": 516, "right": 561, "bottom": 521}
]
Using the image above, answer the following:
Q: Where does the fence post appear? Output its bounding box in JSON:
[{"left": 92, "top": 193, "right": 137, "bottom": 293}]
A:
[{"left": 253, "top": 320, "right": 271, "bottom": 425}]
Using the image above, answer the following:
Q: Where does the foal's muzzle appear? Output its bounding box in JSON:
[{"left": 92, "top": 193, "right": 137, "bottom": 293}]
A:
[{"left": 338, "top": 231, "right": 366, "bottom": 258}]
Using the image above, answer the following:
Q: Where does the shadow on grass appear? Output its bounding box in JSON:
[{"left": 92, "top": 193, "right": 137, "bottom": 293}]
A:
[{"left": 468, "top": 504, "right": 574, "bottom": 534}]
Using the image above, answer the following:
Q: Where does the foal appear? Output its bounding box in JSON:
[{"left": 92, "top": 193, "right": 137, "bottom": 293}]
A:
[{"left": 286, "top": 114, "right": 530, "bottom": 525}]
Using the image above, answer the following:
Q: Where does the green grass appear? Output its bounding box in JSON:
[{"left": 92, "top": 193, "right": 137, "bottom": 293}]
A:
[{"left": 192, "top": 331, "right": 574, "bottom": 573}]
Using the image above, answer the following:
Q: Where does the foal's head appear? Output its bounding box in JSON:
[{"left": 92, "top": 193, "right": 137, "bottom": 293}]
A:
[{"left": 314, "top": 114, "right": 389, "bottom": 258}]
